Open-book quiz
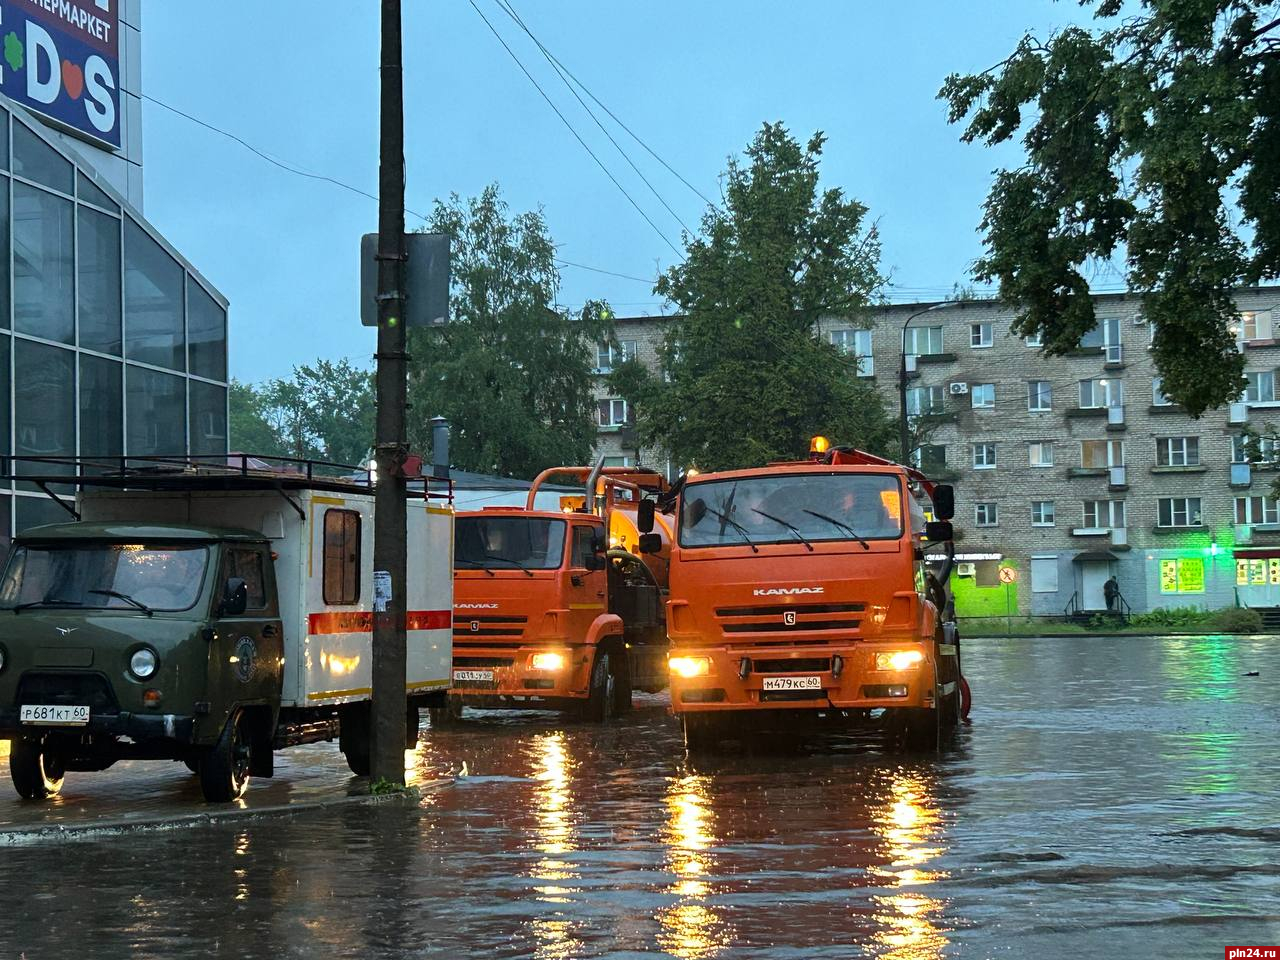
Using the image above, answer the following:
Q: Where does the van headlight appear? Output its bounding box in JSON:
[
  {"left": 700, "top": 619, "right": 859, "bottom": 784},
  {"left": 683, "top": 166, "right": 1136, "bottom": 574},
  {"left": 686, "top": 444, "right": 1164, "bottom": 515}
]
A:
[
  {"left": 875, "top": 650, "right": 924, "bottom": 672},
  {"left": 129, "top": 647, "right": 159, "bottom": 679}
]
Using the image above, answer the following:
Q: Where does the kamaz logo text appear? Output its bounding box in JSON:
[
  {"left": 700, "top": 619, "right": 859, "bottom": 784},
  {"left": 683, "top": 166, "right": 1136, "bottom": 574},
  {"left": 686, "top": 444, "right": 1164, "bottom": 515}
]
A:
[
  {"left": 455, "top": 603, "right": 499, "bottom": 609},
  {"left": 752, "top": 587, "right": 824, "bottom": 596}
]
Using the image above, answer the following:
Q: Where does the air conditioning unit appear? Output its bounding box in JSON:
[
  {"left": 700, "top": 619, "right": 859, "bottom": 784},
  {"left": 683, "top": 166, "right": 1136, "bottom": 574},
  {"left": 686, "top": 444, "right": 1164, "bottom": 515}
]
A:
[
  {"left": 956, "top": 562, "right": 976, "bottom": 577},
  {"left": 949, "top": 382, "right": 969, "bottom": 396}
]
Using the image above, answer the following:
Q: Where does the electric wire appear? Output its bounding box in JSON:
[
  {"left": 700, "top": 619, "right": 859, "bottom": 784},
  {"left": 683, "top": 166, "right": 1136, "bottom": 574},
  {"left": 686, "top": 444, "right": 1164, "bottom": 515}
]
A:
[{"left": 466, "top": 0, "right": 684, "bottom": 258}]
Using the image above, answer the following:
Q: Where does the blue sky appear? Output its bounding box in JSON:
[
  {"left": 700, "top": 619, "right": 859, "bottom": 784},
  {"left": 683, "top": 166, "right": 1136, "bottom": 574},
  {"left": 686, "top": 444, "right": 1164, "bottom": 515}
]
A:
[{"left": 140, "top": 1, "right": 1082, "bottom": 384}]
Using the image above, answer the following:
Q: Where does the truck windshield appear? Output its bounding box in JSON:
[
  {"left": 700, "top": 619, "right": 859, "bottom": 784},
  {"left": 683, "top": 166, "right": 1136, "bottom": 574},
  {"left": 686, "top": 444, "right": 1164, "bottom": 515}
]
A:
[
  {"left": 679, "top": 473, "right": 903, "bottom": 548},
  {"left": 455, "top": 517, "right": 567, "bottom": 571},
  {"left": 0, "top": 543, "right": 211, "bottom": 612}
]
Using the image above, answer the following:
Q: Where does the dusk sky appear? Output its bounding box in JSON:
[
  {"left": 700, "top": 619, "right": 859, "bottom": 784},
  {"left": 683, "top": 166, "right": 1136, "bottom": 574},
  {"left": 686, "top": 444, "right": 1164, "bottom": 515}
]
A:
[{"left": 139, "top": 1, "right": 1112, "bottom": 384}]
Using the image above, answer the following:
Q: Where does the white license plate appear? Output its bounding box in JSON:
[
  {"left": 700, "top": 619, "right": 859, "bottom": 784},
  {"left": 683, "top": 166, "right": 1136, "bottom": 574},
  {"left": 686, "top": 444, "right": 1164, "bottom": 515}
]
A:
[
  {"left": 20, "top": 704, "right": 90, "bottom": 726},
  {"left": 762, "top": 676, "right": 822, "bottom": 692},
  {"left": 453, "top": 669, "right": 494, "bottom": 683}
]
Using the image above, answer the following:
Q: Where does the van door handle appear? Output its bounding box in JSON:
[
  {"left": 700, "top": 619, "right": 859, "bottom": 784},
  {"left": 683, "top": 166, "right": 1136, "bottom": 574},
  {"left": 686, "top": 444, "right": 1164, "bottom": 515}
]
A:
[{"left": 262, "top": 624, "right": 278, "bottom": 637}]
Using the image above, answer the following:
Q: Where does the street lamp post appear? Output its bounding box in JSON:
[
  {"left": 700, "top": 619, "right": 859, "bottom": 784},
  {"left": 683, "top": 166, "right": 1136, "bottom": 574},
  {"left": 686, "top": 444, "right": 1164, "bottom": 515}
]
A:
[{"left": 898, "top": 301, "right": 960, "bottom": 465}]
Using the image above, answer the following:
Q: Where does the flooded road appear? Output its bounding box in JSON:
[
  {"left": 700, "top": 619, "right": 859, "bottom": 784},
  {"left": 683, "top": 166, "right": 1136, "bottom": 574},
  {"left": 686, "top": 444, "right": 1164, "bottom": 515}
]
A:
[{"left": 2, "top": 635, "right": 1278, "bottom": 958}]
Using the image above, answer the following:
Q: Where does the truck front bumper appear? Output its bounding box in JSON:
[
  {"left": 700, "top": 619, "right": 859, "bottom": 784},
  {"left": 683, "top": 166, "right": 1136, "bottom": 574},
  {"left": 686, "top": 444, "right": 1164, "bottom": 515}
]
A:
[
  {"left": 668, "top": 642, "right": 942, "bottom": 714},
  {"left": 449, "top": 645, "right": 594, "bottom": 705},
  {"left": 0, "top": 707, "right": 197, "bottom": 744}
]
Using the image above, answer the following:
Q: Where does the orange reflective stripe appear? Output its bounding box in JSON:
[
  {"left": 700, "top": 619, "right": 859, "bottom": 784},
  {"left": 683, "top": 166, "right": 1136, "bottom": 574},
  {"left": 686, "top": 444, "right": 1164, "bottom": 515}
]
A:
[{"left": 307, "top": 610, "right": 451, "bottom": 635}]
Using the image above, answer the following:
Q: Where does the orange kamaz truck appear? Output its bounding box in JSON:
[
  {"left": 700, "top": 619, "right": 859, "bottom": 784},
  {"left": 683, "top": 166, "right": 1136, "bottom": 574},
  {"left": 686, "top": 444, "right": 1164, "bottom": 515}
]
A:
[
  {"left": 441, "top": 464, "right": 673, "bottom": 721},
  {"left": 646, "top": 440, "right": 967, "bottom": 750}
]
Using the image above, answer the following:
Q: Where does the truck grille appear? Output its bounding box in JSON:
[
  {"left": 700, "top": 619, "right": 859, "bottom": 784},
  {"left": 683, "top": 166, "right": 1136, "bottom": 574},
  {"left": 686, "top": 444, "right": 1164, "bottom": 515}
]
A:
[
  {"left": 453, "top": 656, "right": 515, "bottom": 668},
  {"left": 453, "top": 615, "right": 527, "bottom": 645},
  {"left": 715, "top": 602, "right": 864, "bottom": 639},
  {"left": 17, "top": 672, "right": 118, "bottom": 713},
  {"left": 752, "top": 657, "right": 831, "bottom": 674}
]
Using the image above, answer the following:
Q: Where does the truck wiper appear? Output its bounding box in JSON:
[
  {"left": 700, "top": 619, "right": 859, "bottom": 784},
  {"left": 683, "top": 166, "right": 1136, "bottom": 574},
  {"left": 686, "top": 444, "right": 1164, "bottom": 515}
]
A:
[
  {"left": 10, "top": 597, "right": 84, "bottom": 613},
  {"left": 483, "top": 553, "right": 535, "bottom": 578},
  {"left": 751, "top": 507, "right": 814, "bottom": 551},
  {"left": 457, "top": 560, "right": 496, "bottom": 577},
  {"left": 88, "top": 589, "right": 155, "bottom": 616},
  {"left": 703, "top": 506, "right": 759, "bottom": 553},
  {"left": 801, "top": 509, "right": 870, "bottom": 550}
]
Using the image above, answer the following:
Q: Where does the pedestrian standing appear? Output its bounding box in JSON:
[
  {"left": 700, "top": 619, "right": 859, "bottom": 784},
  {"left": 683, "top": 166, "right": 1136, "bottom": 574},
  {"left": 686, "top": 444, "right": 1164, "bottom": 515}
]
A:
[{"left": 1104, "top": 576, "right": 1119, "bottom": 612}]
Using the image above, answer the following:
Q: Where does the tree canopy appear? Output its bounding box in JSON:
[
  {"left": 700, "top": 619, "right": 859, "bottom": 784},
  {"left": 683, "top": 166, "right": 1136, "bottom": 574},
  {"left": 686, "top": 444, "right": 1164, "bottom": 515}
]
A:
[
  {"left": 406, "top": 185, "right": 612, "bottom": 478},
  {"left": 610, "top": 123, "right": 894, "bottom": 471},
  {"left": 941, "top": 1, "right": 1280, "bottom": 416}
]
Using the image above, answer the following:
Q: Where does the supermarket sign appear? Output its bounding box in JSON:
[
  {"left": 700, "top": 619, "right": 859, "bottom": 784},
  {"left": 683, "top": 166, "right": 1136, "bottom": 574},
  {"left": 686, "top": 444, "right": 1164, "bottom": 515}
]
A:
[{"left": 0, "top": 0, "right": 120, "bottom": 148}]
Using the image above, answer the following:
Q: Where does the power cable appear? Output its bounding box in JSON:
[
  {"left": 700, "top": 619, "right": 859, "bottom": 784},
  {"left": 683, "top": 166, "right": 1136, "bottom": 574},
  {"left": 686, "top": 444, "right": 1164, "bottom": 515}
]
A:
[
  {"left": 493, "top": 0, "right": 696, "bottom": 235},
  {"left": 466, "top": 0, "right": 684, "bottom": 258},
  {"left": 490, "top": 0, "right": 714, "bottom": 209}
]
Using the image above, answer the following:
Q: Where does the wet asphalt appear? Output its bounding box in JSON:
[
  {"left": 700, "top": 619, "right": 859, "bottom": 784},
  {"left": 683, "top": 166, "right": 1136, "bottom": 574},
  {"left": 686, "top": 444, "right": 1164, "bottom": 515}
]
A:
[{"left": 0, "top": 634, "right": 1277, "bottom": 958}]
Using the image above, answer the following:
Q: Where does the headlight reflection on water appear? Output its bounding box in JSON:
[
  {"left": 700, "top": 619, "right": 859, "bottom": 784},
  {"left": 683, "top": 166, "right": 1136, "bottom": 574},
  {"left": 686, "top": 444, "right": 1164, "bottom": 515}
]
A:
[
  {"left": 527, "top": 733, "right": 584, "bottom": 960},
  {"left": 657, "top": 774, "right": 732, "bottom": 959}
]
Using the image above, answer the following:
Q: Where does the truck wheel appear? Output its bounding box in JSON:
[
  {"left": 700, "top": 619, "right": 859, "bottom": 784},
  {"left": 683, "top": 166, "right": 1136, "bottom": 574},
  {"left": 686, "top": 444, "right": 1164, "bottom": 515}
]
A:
[
  {"left": 406, "top": 703, "right": 421, "bottom": 748},
  {"left": 612, "top": 649, "right": 633, "bottom": 715},
  {"left": 894, "top": 707, "right": 941, "bottom": 752},
  {"left": 428, "top": 698, "right": 463, "bottom": 727},
  {"left": 580, "top": 649, "right": 617, "bottom": 722},
  {"left": 682, "top": 714, "right": 719, "bottom": 753},
  {"left": 339, "top": 702, "right": 371, "bottom": 777},
  {"left": 10, "top": 735, "right": 65, "bottom": 800},
  {"left": 200, "top": 710, "right": 251, "bottom": 803}
]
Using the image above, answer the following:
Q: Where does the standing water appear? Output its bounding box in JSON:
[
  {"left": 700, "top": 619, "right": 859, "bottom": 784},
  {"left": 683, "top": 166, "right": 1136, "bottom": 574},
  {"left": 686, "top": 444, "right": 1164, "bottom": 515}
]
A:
[{"left": 0, "top": 635, "right": 1277, "bottom": 958}]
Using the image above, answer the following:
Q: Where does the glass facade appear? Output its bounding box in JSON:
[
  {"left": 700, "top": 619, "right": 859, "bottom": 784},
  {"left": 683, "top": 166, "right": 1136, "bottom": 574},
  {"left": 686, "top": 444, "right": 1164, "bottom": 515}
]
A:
[{"left": 0, "top": 109, "right": 228, "bottom": 539}]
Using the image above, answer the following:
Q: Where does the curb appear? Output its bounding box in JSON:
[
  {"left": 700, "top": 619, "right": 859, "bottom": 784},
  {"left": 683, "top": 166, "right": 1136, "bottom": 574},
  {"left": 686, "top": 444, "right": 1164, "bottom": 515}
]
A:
[{"left": 0, "top": 777, "right": 453, "bottom": 845}]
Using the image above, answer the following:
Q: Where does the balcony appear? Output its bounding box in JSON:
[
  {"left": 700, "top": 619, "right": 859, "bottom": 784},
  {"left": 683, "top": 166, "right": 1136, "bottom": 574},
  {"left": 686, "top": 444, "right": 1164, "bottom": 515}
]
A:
[
  {"left": 1106, "top": 405, "right": 1126, "bottom": 429},
  {"left": 1065, "top": 407, "right": 1108, "bottom": 420},
  {"left": 916, "top": 352, "right": 957, "bottom": 365},
  {"left": 1110, "top": 528, "right": 1129, "bottom": 548},
  {"left": 1231, "top": 462, "right": 1252, "bottom": 487},
  {"left": 1109, "top": 465, "right": 1127, "bottom": 489},
  {"left": 1070, "top": 526, "right": 1113, "bottom": 537},
  {"left": 1067, "top": 467, "right": 1108, "bottom": 478},
  {"left": 1238, "top": 524, "right": 1253, "bottom": 544},
  {"left": 1229, "top": 402, "right": 1249, "bottom": 424}
]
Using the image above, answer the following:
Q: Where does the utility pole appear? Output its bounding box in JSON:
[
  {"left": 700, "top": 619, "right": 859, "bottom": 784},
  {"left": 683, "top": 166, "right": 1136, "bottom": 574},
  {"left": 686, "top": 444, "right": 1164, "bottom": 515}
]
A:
[{"left": 371, "top": 0, "right": 408, "bottom": 784}]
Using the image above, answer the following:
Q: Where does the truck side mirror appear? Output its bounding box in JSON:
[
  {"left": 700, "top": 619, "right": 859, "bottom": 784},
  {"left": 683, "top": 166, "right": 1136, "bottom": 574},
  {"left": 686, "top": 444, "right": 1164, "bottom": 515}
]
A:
[
  {"left": 637, "top": 533, "right": 662, "bottom": 554},
  {"left": 637, "top": 499, "right": 656, "bottom": 533},
  {"left": 931, "top": 484, "right": 955, "bottom": 521},
  {"left": 924, "top": 520, "right": 953, "bottom": 543},
  {"left": 220, "top": 577, "right": 248, "bottom": 617},
  {"left": 583, "top": 529, "right": 608, "bottom": 571}
]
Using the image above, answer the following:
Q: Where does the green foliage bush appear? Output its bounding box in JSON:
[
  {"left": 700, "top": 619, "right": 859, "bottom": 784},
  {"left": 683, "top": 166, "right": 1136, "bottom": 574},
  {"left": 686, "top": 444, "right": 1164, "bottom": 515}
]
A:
[
  {"left": 1210, "top": 607, "right": 1264, "bottom": 634},
  {"left": 1128, "top": 607, "right": 1211, "bottom": 629}
]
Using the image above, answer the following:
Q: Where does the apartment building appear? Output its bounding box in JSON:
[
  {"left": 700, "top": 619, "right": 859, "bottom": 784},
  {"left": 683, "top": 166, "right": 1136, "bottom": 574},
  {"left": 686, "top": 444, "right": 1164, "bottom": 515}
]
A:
[{"left": 592, "top": 287, "right": 1280, "bottom": 616}]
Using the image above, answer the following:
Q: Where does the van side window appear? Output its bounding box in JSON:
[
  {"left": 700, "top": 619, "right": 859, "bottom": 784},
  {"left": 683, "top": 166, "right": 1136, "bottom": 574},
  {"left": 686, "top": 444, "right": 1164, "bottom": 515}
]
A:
[
  {"left": 570, "top": 525, "right": 596, "bottom": 568},
  {"left": 324, "top": 509, "right": 360, "bottom": 604},
  {"left": 221, "top": 548, "right": 267, "bottom": 610}
]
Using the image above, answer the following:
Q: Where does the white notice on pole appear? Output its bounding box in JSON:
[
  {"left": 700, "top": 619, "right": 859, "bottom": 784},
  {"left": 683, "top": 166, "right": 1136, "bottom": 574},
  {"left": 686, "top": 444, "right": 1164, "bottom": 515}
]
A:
[{"left": 373, "top": 570, "right": 392, "bottom": 612}]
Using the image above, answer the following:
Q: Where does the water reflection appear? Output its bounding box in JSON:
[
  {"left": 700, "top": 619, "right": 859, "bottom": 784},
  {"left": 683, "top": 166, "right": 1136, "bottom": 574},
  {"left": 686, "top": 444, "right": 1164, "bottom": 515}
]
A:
[
  {"left": 527, "top": 732, "right": 584, "bottom": 959},
  {"left": 869, "top": 769, "right": 950, "bottom": 960},
  {"left": 657, "top": 772, "right": 732, "bottom": 959}
]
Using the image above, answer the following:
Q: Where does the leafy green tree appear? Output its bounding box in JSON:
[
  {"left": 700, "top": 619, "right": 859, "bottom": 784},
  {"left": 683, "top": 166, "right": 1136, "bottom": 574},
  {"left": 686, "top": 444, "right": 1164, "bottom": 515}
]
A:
[
  {"left": 940, "top": 2, "right": 1280, "bottom": 415},
  {"left": 611, "top": 123, "right": 894, "bottom": 471},
  {"left": 228, "top": 379, "right": 285, "bottom": 456},
  {"left": 406, "top": 185, "right": 612, "bottom": 477}
]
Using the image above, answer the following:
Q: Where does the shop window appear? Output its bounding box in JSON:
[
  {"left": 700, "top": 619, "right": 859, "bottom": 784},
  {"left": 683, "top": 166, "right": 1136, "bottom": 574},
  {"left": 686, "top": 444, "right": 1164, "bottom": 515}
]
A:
[
  {"left": 78, "top": 205, "right": 123, "bottom": 355},
  {"left": 189, "top": 381, "right": 227, "bottom": 458},
  {"left": 79, "top": 355, "right": 122, "bottom": 460},
  {"left": 14, "top": 182, "right": 74, "bottom": 344},
  {"left": 1159, "top": 557, "right": 1204, "bottom": 594},
  {"left": 323, "top": 509, "right": 360, "bottom": 604},
  {"left": 124, "top": 218, "right": 185, "bottom": 372},
  {"left": 15, "top": 340, "right": 73, "bottom": 464},
  {"left": 126, "top": 366, "right": 186, "bottom": 456},
  {"left": 1236, "top": 558, "right": 1280, "bottom": 586}
]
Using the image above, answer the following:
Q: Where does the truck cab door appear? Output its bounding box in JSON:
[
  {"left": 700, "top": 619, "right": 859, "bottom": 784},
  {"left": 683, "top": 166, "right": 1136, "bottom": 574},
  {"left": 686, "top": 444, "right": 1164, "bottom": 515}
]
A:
[
  {"left": 204, "top": 545, "right": 284, "bottom": 744},
  {"left": 564, "top": 522, "right": 607, "bottom": 641}
]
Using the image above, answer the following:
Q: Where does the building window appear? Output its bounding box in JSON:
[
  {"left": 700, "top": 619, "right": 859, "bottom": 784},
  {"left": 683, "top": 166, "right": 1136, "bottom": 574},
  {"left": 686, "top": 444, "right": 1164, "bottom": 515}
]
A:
[
  {"left": 597, "top": 398, "right": 629, "bottom": 427},
  {"left": 1031, "top": 501, "right": 1055, "bottom": 526},
  {"left": 78, "top": 204, "right": 122, "bottom": 356},
  {"left": 596, "top": 340, "right": 637, "bottom": 373},
  {"left": 1245, "top": 371, "right": 1276, "bottom": 404},
  {"left": 971, "top": 383, "right": 995, "bottom": 408},
  {"left": 1157, "top": 497, "right": 1203, "bottom": 528},
  {"left": 1082, "top": 316, "right": 1122, "bottom": 361},
  {"left": 15, "top": 340, "right": 74, "bottom": 465},
  {"left": 972, "top": 443, "right": 997, "bottom": 470},
  {"left": 1156, "top": 436, "right": 1200, "bottom": 467},
  {"left": 914, "top": 444, "right": 946, "bottom": 474},
  {"left": 323, "top": 509, "right": 361, "bottom": 604},
  {"left": 1030, "top": 554, "right": 1058, "bottom": 592},
  {"left": 126, "top": 365, "right": 186, "bottom": 456},
  {"left": 1159, "top": 557, "right": 1205, "bottom": 594},
  {"left": 970, "top": 322, "right": 993, "bottom": 348},
  {"left": 1233, "top": 434, "right": 1279, "bottom": 464},
  {"left": 14, "top": 182, "right": 75, "bottom": 344},
  {"left": 1237, "top": 557, "right": 1280, "bottom": 586},
  {"left": 1079, "top": 378, "right": 1122, "bottom": 409},
  {"left": 189, "top": 381, "right": 228, "bottom": 458},
  {"left": 1025, "top": 331, "right": 1044, "bottom": 348},
  {"left": 188, "top": 277, "right": 228, "bottom": 382},
  {"left": 1236, "top": 496, "right": 1280, "bottom": 526},
  {"left": 905, "top": 326, "right": 944, "bottom": 356},
  {"left": 1083, "top": 499, "right": 1126, "bottom": 529},
  {"left": 124, "top": 217, "right": 186, "bottom": 372},
  {"left": 906, "top": 385, "right": 945, "bottom": 416},
  {"left": 1240, "top": 311, "right": 1273, "bottom": 342},
  {"left": 79, "top": 355, "right": 122, "bottom": 460},
  {"left": 974, "top": 503, "right": 999, "bottom": 526},
  {"left": 602, "top": 456, "right": 633, "bottom": 468},
  {"left": 1027, "top": 380, "right": 1052, "bottom": 412},
  {"left": 1029, "top": 442, "right": 1054, "bottom": 467},
  {"left": 1081, "top": 439, "right": 1124, "bottom": 468},
  {"left": 1152, "top": 377, "right": 1172, "bottom": 407},
  {"left": 831, "top": 329, "right": 874, "bottom": 376}
]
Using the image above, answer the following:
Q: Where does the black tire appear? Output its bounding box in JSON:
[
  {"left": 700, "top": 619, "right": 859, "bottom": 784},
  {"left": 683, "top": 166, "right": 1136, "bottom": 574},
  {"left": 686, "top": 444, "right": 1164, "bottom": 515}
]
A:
[
  {"left": 682, "top": 714, "right": 720, "bottom": 753},
  {"left": 10, "top": 736, "right": 64, "bottom": 800},
  {"left": 580, "top": 649, "right": 617, "bottom": 722},
  {"left": 339, "top": 702, "right": 371, "bottom": 777},
  {"left": 183, "top": 756, "right": 200, "bottom": 775},
  {"left": 612, "top": 648, "right": 633, "bottom": 715},
  {"left": 199, "top": 711, "right": 251, "bottom": 803},
  {"left": 406, "top": 703, "right": 421, "bottom": 747},
  {"left": 895, "top": 706, "right": 941, "bottom": 752},
  {"left": 428, "top": 698, "right": 463, "bottom": 728}
]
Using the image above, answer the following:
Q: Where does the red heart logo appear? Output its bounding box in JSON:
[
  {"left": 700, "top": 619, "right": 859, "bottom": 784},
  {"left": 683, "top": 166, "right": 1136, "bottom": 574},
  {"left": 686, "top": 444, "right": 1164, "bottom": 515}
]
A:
[{"left": 61, "top": 60, "right": 83, "bottom": 100}]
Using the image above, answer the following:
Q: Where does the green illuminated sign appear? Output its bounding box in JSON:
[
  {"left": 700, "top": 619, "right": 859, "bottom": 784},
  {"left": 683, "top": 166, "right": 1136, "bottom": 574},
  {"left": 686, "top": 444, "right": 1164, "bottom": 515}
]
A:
[{"left": 1160, "top": 557, "right": 1205, "bottom": 594}]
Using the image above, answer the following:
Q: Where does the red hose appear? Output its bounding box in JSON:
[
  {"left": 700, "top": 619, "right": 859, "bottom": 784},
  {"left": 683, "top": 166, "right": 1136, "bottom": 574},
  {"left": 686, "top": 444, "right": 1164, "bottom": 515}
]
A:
[{"left": 960, "top": 675, "right": 972, "bottom": 720}]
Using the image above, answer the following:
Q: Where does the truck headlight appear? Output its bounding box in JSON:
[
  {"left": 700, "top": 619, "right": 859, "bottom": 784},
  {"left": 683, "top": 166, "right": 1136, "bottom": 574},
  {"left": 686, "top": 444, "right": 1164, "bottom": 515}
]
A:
[
  {"left": 530, "top": 652, "right": 565, "bottom": 671},
  {"left": 875, "top": 650, "right": 924, "bottom": 672},
  {"left": 668, "top": 656, "right": 711, "bottom": 678},
  {"left": 129, "top": 647, "right": 159, "bottom": 679}
]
